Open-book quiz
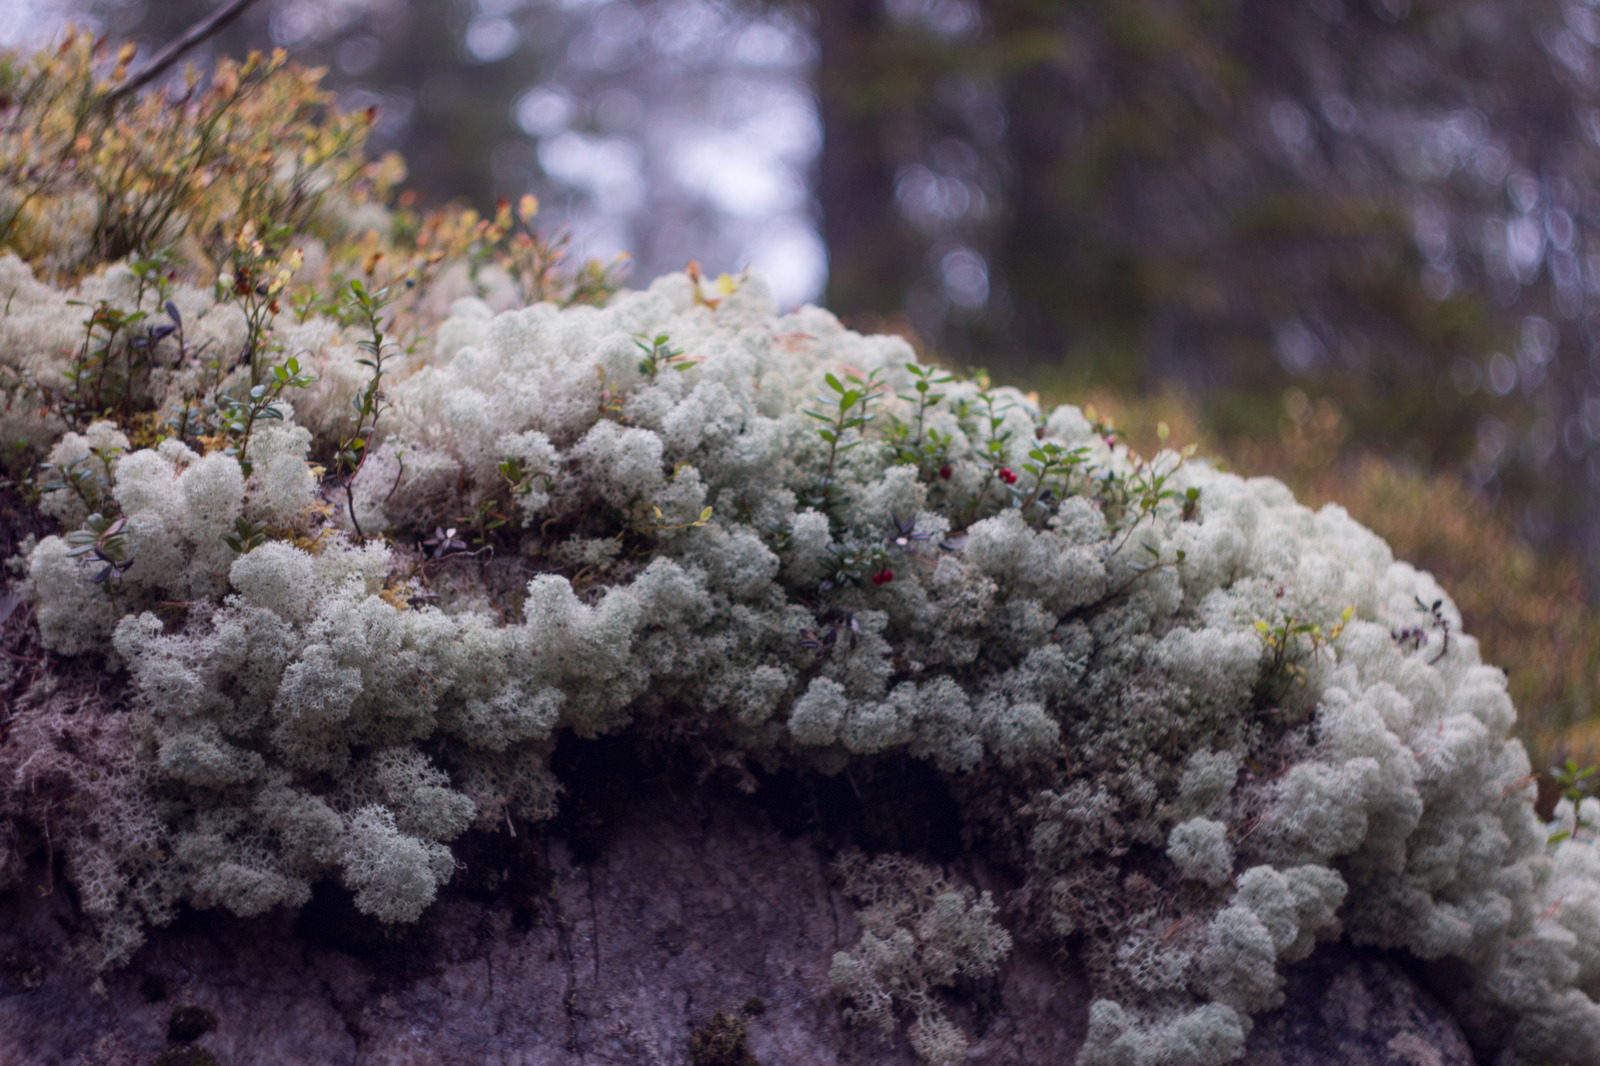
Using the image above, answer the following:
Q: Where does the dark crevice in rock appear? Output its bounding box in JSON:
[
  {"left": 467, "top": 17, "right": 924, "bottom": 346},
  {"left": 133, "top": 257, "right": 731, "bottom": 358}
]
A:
[
  {"left": 448, "top": 816, "right": 549, "bottom": 930},
  {"left": 544, "top": 731, "right": 966, "bottom": 868},
  {"left": 747, "top": 753, "right": 965, "bottom": 863},
  {"left": 291, "top": 879, "right": 435, "bottom": 991}
]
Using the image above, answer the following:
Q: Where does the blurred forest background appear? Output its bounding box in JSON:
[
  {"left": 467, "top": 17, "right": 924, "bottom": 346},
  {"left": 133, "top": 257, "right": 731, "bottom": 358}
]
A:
[{"left": 8, "top": 0, "right": 1600, "bottom": 769}]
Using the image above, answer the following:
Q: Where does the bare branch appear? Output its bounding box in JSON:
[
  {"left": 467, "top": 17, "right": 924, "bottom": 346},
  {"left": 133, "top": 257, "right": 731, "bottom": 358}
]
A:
[{"left": 104, "top": 0, "right": 268, "bottom": 105}]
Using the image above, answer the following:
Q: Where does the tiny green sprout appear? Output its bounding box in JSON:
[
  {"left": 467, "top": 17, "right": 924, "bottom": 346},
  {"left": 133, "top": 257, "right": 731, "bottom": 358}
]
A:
[
  {"left": 635, "top": 332, "right": 691, "bottom": 377},
  {"left": 887, "top": 362, "right": 956, "bottom": 478},
  {"left": 128, "top": 249, "right": 178, "bottom": 309},
  {"left": 40, "top": 452, "right": 108, "bottom": 514},
  {"left": 1254, "top": 602, "right": 1355, "bottom": 698},
  {"left": 338, "top": 280, "right": 399, "bottom": 539},
  {"left": 224, "top": 517, "right": 268, "bottom": 554},
  {"left": 498, "top": 457, "right": 528, "bottom": 492},
  {"left": 288, "top": 287, "right": 323, "bottom": 325},
  {"left": 804, "top": 367, "right": 883, "bottom": 510},
  {"left": 221, "top": 355, "right": 315, "bottom": 476},
  {"left": 1015, "top": 439, "right": 1089, "bottom": 519},
  {"left": 466, "top": 497, "right": 513, "bottom": 546},
  {"left": 1549, "top": 760, "right": 1600, "bottom": 845},
  {"left": 66, "top": 512, "right": 133, "bottom": 602},
  {"left": 55, "top": 300, "right": 152, "bottom": 428},
  {"left": 498, "top": 455, "right": 556, "bottom": 504},
  {"left": 1555, "top": 759, "right": 1598, "bottom": 801},
  {"left": 634, "top": 503, "right": 714, "bottom": 536},
  {"left": 955, "top": 384, "right": 1018, "bottom": 525},
  {"left": 1104, "top": 447, "right": 1195, "bottom": 554},
  {"left": 1119, "top": 541, "right": 1189, "bottom": 593}
]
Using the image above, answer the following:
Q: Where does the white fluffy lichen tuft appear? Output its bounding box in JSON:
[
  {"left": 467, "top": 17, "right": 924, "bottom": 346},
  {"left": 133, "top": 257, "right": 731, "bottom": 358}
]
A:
[
  {"left": 830, "top": 851, "right": 1013, "bottom": 1065},
  {"left": 9, "top": 258, "right": 1600, "bottom": 1066}
]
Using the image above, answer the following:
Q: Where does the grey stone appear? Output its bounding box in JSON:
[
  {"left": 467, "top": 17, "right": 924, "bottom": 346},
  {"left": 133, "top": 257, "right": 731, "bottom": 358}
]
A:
[
  {"left": 0, "top": 794, "right": 1084, "bottom": 1065},
  {"left": 0, "top": 789, "right": 1479, "bottom": 1066},
  {"left": 1245, "top": 947, "right": 1478, "bottom": 1066}
]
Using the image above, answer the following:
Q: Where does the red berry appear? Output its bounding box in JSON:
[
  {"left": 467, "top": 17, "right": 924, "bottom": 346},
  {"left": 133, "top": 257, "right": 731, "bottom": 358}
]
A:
[
  {"left": 871, "top": 569, "right": 894, "bottom": 586},
  {"left": 939, "top": 464, "right": 952, "bottom": 480},
  {"left": 999, "top": 467, "right": 1017, "bottom": 484}
]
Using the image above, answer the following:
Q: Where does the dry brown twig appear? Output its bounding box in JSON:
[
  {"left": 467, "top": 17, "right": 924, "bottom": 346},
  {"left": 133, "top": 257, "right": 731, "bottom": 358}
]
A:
[{"left": 104, "top": 0, "right": 267, "bottom": 105}]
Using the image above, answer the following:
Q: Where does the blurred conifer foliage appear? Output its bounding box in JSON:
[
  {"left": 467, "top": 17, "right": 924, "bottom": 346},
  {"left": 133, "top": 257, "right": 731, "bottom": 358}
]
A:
[
  {"left": 37, "top": 0, "right": 1600, "bottom": 582},
  {"left": 813, "top": 0, "right": 1600, "bottom": 574}
]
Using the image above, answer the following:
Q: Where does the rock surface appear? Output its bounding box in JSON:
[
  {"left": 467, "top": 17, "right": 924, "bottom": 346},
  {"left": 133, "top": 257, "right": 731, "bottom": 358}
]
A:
[
  {"left": 1249, "top": 950, "right": 1479, "bottom": 1066},
  {"left": 0, "top": 786, "right": 1476, "bottom": 1066}
]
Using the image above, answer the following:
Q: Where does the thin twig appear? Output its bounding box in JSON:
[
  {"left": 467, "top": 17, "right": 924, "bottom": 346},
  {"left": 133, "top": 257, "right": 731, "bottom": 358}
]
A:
[{"left": 105, "top": 0, "right": 267, "bottom": 105}]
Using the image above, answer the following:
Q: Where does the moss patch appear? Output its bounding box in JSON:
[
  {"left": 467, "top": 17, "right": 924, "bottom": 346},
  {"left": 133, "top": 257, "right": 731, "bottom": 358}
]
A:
[{"left": 688, "top": 1010, "right": 760, "bottom": 1066}]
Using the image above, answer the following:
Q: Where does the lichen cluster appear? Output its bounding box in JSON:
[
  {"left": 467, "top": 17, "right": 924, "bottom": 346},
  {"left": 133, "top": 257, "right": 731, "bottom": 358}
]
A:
[{"left": 4, "top": 34, "right": 1600, "bottom": 1066}]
